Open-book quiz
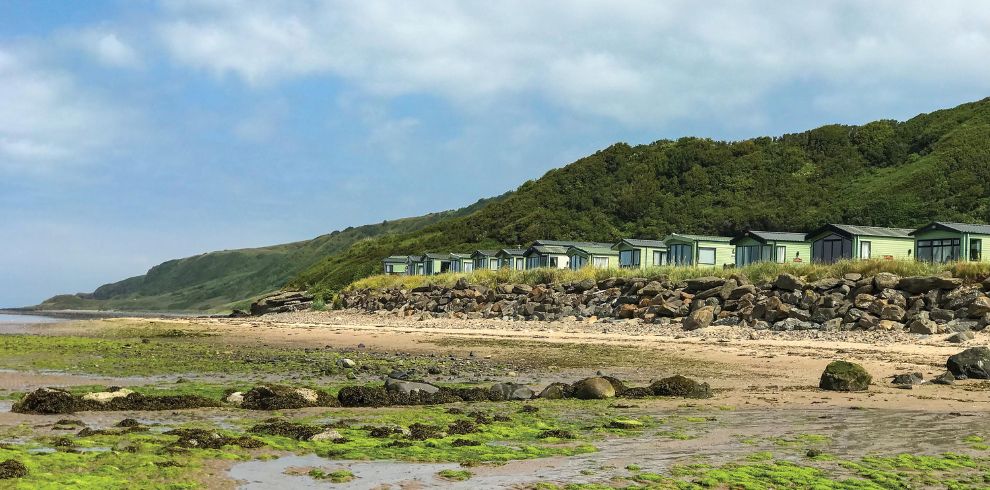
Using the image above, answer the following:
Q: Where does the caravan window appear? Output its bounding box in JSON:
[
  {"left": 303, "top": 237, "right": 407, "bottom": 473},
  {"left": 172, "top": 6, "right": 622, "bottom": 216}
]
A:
[{"left": 698, "top": 247, "right": 716, "bottom": 265}]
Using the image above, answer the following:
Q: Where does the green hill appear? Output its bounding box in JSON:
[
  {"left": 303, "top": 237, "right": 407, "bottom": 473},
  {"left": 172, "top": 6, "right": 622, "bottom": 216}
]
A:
[
  {"left": 37, "top": 97, "right": 990, "bottom": 312},
  {"left": 290, "top": 97, "right": 990, "bottom": 292},
  {"left": 35, "top": 196, "right": 501, "bottom": 312}
]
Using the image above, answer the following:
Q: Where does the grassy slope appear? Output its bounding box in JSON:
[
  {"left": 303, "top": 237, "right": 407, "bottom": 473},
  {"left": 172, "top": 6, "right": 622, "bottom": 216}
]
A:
[
  {"left": 36, "top": 196, "right": 503, "bottom": 312},
  {"left": 292, "top": 98, "right": 990, "bottom": 293}
]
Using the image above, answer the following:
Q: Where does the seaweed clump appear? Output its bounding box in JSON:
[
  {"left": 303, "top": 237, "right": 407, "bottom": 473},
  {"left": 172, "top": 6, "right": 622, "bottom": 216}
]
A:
[
  {"left": 166, "top": 428, "right": 264, "bottom": 449},
  {"left": 248, "top": 419, "right": 324, "bottom": 441},
  {"left": 0, "top": 460, "right": 28, "bottom": 479}
]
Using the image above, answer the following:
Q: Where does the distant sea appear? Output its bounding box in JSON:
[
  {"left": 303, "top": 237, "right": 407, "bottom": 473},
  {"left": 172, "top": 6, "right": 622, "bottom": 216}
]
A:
[{"left": 0, "top": 313, "right": 63, "bottom": 333}]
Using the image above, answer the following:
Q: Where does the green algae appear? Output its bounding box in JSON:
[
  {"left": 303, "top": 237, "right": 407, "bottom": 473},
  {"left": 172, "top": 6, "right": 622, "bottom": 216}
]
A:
[{"left": 437, "top": 469, "right": 472, "bottom": 481}]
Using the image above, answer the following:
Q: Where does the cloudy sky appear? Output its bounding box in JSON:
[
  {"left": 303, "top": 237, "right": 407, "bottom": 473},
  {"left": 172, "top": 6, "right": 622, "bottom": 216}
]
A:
[{"left": 2, "top": 1, "right": 989, "bottom": 306}]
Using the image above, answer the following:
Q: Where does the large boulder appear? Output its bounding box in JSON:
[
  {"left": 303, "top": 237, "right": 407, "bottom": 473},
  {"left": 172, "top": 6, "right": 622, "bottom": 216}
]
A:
[
  {"left": 872, "top": 273, "right": 900, "bottom": 290},
  {"left": 684, "top": 277, "right": 725, "bottom": 293},
  {"left": 649, "top": 375, "right": 712, "bottom": 399},
  {"left": 819, "top": 361, "right": 871, "bottom": 391},
  {"left": 570, "top": 377, "right": 616, "bottom": 399},
  {"left": 774, "top": 274, "right": 805, "bottom": 291},
  {"left": 896, "top": 276, "right": 964, "bottom": 294},
  {"left": 11, "top": 387, "right": 77, "bottom": 414},
  {"left": 81, "top": 388, "right": 135, "bottom": 404},
  {"left": 947, "top": 347, "right": 990, "bottom": 379},
  {"left": 385, "top": 378, "right": 440, "bottom": 395},
  {"left": 489, "top": 382, "right": 534, "bottom": 400},
  {"left": 538, "top": 382, "right": 571, "bottom": 400},
  {"left": 249, "top": 290, "right": 315, "bottom": 315},
  {"left": 682, "top": 306, "right": 715, "bottom": 330}
]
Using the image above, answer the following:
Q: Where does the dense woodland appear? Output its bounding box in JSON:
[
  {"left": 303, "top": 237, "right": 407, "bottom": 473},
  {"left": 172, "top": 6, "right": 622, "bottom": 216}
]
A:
[
  {"left": 40, "top": 97, "right": 990, "bottom": 311},
  {"left": 291, "top": 98, "right": 990, "bottom": 293}
]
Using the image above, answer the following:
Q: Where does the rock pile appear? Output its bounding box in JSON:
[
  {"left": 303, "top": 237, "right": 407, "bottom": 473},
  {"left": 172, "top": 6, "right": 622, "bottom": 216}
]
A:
[
  {"left": 339, "top": 273, "right": 990, "bottom": 335},
  {"left": 250, "top": 290, "right": 314, "bottom": 315}
]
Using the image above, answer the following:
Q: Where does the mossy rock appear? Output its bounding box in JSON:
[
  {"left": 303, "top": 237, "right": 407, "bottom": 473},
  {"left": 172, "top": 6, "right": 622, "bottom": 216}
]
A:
[
  {"left": 649, "top": 375, "right": 712, "bottom": 399},
  {"left": 570, "top": 377, "right": 616, "bottom": 400},
  {"left": 0, "top": 460, "right": 27, "bottom": 479},
  {"left": 12, "top": 387, "right": 78, "bottom": 414},
  {"left": 819, "top": 360, "right": 871, "bottom": 391}
]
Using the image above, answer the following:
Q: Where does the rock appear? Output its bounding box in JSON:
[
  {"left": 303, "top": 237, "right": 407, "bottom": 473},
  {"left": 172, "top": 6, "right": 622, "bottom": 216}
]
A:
[
  {"left": 880, "top": 304, "right": 906, "bottom": 322},
  {"left": 81, "top": 388, "right": 135, "bottom": 404},
  {"left": 908, "top": 317, "right": 938, "bottom": 335},
  {"left": 11, "top": 387, "right": 77, "bottom": 414},
  {"left": 872, "top": 272, "right": 900, "bottom": 290},
  {"left": 877, "top": 320, "right": 904, "bottom": 331},
  {"left": 819, "top": 360, "right": 871, "bottom": 392},
  {"left": 649, "top": 375, "right": 712, "bottom": 399},
  {"left": 241, "top": 385, "right": 329, "bottom": 410},
  {"left": 250, "top": 290, "right": 315, "bottom": 315},
  {"left": 538, "top": 382, "right": 571, "bottom": 400},
  {"left": 309, "top": 429, "right": 343, "bottom": 442},
  {"left": 338, "top": 358, "right": 356, "bottom": 369},
  {"left": 0, "top": 459, "right": 28, "bottom": 479},
  {"left": 947, "top": 331, "right": 975, "bottom": 344},
  {"left": 775, "top": 273, "right": 805, "bottom": 291},
  {"left": 570, "top": 377, "right": 616, "bottom": 399},
  {"left": 843, "top": 273, "right": 863, "bottom": 282},
  {"left": 294, "top": 388, "right": 320, "bottom": 403},
  {"left": 511, "top": 284, "right": 533, "bottom": 295},
  {"left": 683, "top": 306, "right": 715, "bottom": 330},
  {"left": 489, "top": 382, "right": 534, "bottom": 400},
  {"left": 225, "top": 392, "right": 244, "bottom": 405},
  {"left": 384, "top": 378, "right": 440, "bottom": 395},
  {"left": 891, "top": 372, "right": 923, "bottom": 386},
  {"left": 931, "top": 308, "right": 955, "bottom": 323},
  {"left": 638, "top": 281, "right": 664, "bottom": 296},
  {"left": 684, "top": 277, "right": 725, "bottom": 292},
  {"left": 931, "top": 372, "right": 955, "bottom": 385},
  {"left": 947, "top": 347, "right": 990, "bottom": 379},
  {"left": 897, "top": 276, "right": 964, "bottom": 294},
  {"left": 728, "top": 284, "right": 758, "bottom": 300},
  {"left": 970, "top": 296, "right": 990, "bottom": 317}
]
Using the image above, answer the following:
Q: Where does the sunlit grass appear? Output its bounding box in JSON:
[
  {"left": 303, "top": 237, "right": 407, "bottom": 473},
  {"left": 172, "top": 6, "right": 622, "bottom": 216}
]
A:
[{"left": 347, "top": 259, "right": 990, "bottom": 290}]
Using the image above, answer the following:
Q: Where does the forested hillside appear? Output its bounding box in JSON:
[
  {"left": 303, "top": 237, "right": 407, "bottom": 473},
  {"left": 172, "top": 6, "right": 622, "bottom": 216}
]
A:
[
  {"left": 36, "top": 196, "right": 502, "bottom": 312},
  {"left": 36, "top": 97, "right": 990, "bottom": 312},
  {"left": 290, "top": 98, "right": 990, "bottom": 293}
]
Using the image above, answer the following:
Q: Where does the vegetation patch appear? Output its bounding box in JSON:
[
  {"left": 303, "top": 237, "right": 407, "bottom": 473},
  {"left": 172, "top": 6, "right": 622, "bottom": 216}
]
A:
[{"left": 437, "top": 469, "right": 472, "bottom": 481}]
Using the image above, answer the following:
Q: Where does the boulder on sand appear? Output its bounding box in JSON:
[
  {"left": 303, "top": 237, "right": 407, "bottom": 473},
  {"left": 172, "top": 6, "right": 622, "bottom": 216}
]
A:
[
  {"left": 682, "top": 306, "right": 715, "bottom": 331},
  {"left": 570, "top": 377, "right": 616, "bottom": 399},
  {"left": 947, "top": 346, "right": 990, "bottom": 379},
  {"left": 81, "top": 388, "right": 135, "bottom": 404},
  {"left": 819, "top": 361, "right": 871, "bottom": 391},
  {"left": 649, "top": 375, "right": 712, "bottom": 399}
]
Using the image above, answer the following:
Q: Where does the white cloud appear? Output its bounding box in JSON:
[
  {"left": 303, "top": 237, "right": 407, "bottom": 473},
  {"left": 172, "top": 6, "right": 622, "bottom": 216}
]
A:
[
  {"left": 0, "top": 47, "right": 127, "bottom": 172},
  {"left": 156, "top": 0, "right": 990, "bottom": 129},
  {"left": 81, "top": 30, "right": 141, "bottom": 68}
]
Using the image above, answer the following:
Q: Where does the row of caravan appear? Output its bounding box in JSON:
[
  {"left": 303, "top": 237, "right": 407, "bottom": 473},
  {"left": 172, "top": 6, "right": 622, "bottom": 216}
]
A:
[{"left": 381, "top": 222, "right": 990, "bottom": 275}]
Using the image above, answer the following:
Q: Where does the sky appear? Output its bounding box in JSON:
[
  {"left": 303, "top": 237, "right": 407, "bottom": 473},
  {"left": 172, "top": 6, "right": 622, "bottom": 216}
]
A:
[{"left": 2, "top": 1, "right": 990, "bottom": 307}]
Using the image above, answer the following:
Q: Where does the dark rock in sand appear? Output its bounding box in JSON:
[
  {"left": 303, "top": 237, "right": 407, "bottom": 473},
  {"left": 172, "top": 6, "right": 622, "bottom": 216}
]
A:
[
  {"left": 891, "top": 373, "right": 924, "bottom": 386},
  {"left": 649, "top": 375, "right": 712, "bottom": 399},
  {"left": 385, "top": 378, "right": 440, "bottom": 395},
  {"left": 932, "top": 372, "right": 956, "bottom": 385},
  {"left": 819, "top": 360, "right": 871, "bottom": 391},
  {"left": 947, "top": 347, "right": 990, "bottom": 379}
]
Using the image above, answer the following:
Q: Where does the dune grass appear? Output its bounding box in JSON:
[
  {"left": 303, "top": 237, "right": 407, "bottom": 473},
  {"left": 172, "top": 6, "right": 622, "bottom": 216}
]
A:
[{"left": 347, "top": 260, "right": 990, "bottom": 291}]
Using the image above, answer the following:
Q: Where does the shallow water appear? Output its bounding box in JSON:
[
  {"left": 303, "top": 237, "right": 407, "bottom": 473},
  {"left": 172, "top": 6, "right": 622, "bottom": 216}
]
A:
[
  {"left": 228, "top": 407, "right": 990, "bottom": 489},
  {"left": 0, "top": 313, "right": 64, "bottom": 334}
]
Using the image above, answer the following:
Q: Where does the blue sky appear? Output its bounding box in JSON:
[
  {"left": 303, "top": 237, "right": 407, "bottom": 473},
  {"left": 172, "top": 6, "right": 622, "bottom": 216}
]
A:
[{"left": 2, "top": 1, "right": 990, "bottom": 307}]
